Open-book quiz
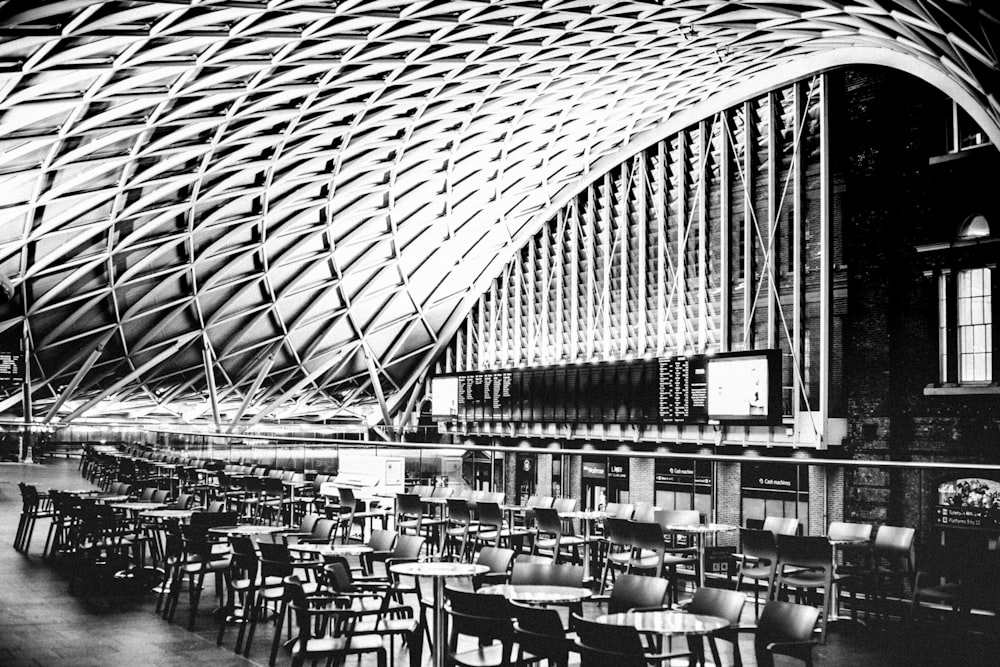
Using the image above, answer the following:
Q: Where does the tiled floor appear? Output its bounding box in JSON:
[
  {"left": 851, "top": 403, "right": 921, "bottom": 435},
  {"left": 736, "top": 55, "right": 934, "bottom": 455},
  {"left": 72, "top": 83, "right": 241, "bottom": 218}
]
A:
[{"left": 1, "top": 459, "right": 997, "bottom": 666}]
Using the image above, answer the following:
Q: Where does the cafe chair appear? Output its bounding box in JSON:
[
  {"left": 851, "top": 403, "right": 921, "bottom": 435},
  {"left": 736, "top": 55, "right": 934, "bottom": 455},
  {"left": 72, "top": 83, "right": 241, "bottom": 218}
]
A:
[
  {"left": 591, "top": 573, "right": 670, "bottom": 614},
  {"left": 15, "top": 483, "right": 53, "bottom": 553},
  {"left": 606, "top": 501, "right": 636, "bottom": 519},
  {"left": 445, "top": 586, "right": 516, "bottom": 667},
  {"left": 753, "top": 600, "right": 820, "bottom": 667},
  {"left": 321, "top": 560, "right": 424, "bottom": 667},
  {"left": 682, "top": 587, "right": 747, "bottom": 667},
  {"left": 599, "top": 517, "right": 635, "bottom": 592},
  {"left": 360, "top": 529, "right": 398, "bottom": 576},
  {"left": 839, "top": 524, "right": 914, "bottom": 625},
  {"left": 632, "top": 502, "right": 657, "bottom": 523},
  {"left": 909, "top": 540, "right": 1000, "bottom": 631},
  {"left": 216, "top": 535, "right": 259, "bottom": 652},
  {"left": 164, "top": 524, "right": 233, "bottom": 631},
  {"left": 444, "top": 498, "right": 477, "bottom": 561},
  {"left": 273, "top": 513, "right": 320, "bottom": 544},
  {"left": 773, "top": 535, "right": 834, "bottom": 643},
  {"left": 395, "top": 493, "right": 426, "bottom": 538},
  {"left": 763, "top": 516, "right": 801, "bottom": 536},
  {"left": 282, "top": 575, "right": 389, "bottom": 667},
  {"left": 511, "top": 561, "right": 584, "bottom": 587},
  {"left": 734, "top": 528, "right": 779, "bottom": 618},
  {"left": 475, "top": 501, "right": 529, "bottom": 553},
  {"left": 572, "top": 613, "right": 693, "bottom": 667},
  {"left": 511, "top": 599, "right": 575, "bottom": 667},
  {"left": 283, "top": 517, "right": 336, "bottom": 545},
  {"left": 356, "top": 534, "right": 425, "bottom": 584},
  {"left": 240, "top": 542, "right": 322, "bottom": 664},
  {"left": 473, "top": 546, "right": 516, "bottom": 589},
  {"left": 533, "top": 507, "right": 585, "bottom": 565}
]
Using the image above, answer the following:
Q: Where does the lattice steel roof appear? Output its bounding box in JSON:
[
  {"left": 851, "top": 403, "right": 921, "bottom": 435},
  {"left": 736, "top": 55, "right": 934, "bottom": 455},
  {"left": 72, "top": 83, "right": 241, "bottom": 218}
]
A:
[{"left": 0, "top": 1, "right": 996, "bottom": 426}]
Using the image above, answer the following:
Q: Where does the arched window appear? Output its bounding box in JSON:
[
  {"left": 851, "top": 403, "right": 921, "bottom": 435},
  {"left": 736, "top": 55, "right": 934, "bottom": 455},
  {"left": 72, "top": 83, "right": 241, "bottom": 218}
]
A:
[{"left": 926, "top": 214, "right": 997, "bottom": 390}]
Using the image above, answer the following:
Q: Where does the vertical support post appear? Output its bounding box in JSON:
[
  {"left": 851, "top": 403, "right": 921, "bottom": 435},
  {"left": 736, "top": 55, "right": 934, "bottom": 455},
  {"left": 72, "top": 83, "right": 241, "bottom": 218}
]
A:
[
  {"left": 676, "top": 131, "right": 687, "bottom": 352},
  {"left": 766, "top": 91, "right": 778, "bottom": 350},
  {"left": 656, "top": 140, "right": 667, "bottom": 355},
  {"left": 792, "top": 81, "right": 804, "bottom": 424},
  {"left": 698, "top": 120, "right": 708, "bottom": 353},
  {"left": 743, "top": 100, "right": 754, "bottom": 350},
  {"left": 21, "top": 319, "right": 32, "bottom": 463},
  {"left": 720, "top": 111, "right": 731, "bottom": 352},
  {"left": 636, "top": 154, "right": 648, "bottom": 356},
  {"left": 819, "top": 73, "right": 831, "bottom": 448}
]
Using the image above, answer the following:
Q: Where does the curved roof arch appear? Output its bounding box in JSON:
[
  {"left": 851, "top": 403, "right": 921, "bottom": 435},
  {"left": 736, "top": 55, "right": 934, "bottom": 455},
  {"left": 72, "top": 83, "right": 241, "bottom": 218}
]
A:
[{"left": 0, "top": 1, "right": 997, "bottom": 425}]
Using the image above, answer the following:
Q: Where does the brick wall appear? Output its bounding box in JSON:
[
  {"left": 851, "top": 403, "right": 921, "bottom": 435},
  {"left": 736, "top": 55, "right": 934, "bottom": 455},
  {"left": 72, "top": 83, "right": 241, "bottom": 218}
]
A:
[
  {"left": 629, "top": 456, "right": 655, "bottom": 505},
  {"left": 716, "top": 462, "right": 741, "bottom": 547},
  {"left": 836, "top": 65, "right": 1000, "bottom": 541},
  {"left": 537, "top": 454, "right": 552, "bottom": 496}
]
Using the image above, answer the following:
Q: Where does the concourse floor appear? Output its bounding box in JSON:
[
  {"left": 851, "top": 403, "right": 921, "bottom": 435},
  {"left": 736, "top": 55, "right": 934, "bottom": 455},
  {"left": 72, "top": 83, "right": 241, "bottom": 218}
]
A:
[{"left": 1, "top": 458, "right": 996, "bottom": 666}]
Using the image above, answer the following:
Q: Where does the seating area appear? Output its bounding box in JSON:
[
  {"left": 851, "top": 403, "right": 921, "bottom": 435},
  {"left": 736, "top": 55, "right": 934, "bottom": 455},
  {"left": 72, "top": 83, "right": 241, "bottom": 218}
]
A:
[{"left": 4, "top": 455, "right": 1000, "bottom": 666}]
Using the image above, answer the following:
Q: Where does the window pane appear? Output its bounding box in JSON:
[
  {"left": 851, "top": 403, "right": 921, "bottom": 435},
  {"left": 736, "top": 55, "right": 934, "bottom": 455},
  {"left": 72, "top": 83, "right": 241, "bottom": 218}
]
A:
[{"left": 956, "top": 268, "right": 993, "bottom": 383}]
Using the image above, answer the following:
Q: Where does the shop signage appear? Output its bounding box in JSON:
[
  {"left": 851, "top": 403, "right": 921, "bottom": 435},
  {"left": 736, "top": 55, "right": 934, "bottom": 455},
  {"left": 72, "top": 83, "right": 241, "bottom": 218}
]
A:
[
  {"left": 608, "top": 462, "right": 628, "bottom": 480},
  {"left": 741, "top": 462, "right": 808, "bottom": 497},
  {"left": 655, "top": 460, "right": 712, "bottom": 492},
  {"left": 583, "top": 462, "right": 607, "bottom": 479}
]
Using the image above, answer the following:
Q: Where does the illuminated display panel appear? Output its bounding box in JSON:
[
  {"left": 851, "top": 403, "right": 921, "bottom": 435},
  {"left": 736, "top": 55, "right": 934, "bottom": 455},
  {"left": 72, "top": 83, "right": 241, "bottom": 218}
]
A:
[{"left": 706, "top": 350, "right": 783, "bottom": 425}]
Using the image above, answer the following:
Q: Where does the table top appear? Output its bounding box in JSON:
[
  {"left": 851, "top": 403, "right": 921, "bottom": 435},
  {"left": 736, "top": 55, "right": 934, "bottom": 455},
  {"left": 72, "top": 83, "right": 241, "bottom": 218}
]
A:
[
  {"left": 479, "top": 584, "right": 593, "bottom": 603},
  {"left": 419, "top": 496, "right": 451, "bottom": 504},
  {"left": 661, "top": 523, "right": 739, "bottom": 534},
  {"left": 110, "top": 501, "right": 169, "bottom": 510},
  {"left": 141, "top": 509, "right": 195, "bottom": 520},
  {"left": 828, "top": 536, "right": 870, "bottom": 546},
  {"left": 558, "top": 510, "right": 609, "bottom": 520},
  {"left": 93, "top": 494, "right": 132, "bottom": 503},
  {"left": 389, "top": 562, "right": 488, "bottom": 578},
  {"left": 595, "top": 610, "right": 729, "bottom": 636},
  {"left": 287, "top": 543, "right": 374, "bottom": 556},
  {"left": 207, "top": 524, "right": 291, "bottom": 536}
]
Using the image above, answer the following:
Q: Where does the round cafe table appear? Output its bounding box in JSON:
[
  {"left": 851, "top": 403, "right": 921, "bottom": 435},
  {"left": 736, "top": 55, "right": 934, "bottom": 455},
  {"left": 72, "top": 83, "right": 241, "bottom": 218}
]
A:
[
  {"left": 478, "top": 584, "right": 593, "bottom": 604},
  {"left": 140, "top": 508, "right": 195, "bottom": 521},
  {"left": 595, "top": 609, "right": 728, "bottom": 637},
  {"left": 558, "top": 510, "right": 609, "bottom": 581},
  {"left": 390, "top": 561, "right": 488, "bottom": 667},
  {"left": 287, "top": 543, "right": 374, "bottom": 557},
  {"left": 109, "top": 501, "right": 169, "bottom": 511},
  {"left": 207, "top": 525, "right": 290, "bottom": 537},
  {"left": 660, "top": 523, "right": 738, "bottom": 587}
]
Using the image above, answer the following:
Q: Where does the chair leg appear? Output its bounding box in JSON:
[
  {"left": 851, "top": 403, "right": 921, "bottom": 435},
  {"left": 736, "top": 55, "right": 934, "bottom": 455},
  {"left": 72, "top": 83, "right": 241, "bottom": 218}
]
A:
[
  {"left": 267, "top": 600, "right": 288, "bottom": 666},
  {"left": 188, "top": 572, "right": 205, "bottom": 630}
]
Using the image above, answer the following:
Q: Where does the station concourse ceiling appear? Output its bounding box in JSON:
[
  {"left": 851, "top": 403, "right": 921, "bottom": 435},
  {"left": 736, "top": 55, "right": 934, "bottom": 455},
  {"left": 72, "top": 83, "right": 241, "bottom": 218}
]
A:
[{"left": 0, "top": 1, "right": 996, "bottom": 428}]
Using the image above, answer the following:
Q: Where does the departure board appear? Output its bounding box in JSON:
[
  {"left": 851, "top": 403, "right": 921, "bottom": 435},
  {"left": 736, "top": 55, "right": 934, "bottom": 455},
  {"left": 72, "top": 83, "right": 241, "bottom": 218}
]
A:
[
  {"left": 658, "top": 355, "right": 707, "bottom": 423},
  {"left": 441, "top": 350, "right": 774, "bottom": 425}
]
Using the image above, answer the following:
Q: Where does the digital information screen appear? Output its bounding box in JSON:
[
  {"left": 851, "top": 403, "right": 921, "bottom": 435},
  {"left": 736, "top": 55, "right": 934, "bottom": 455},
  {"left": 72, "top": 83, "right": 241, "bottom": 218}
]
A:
[
  {"left": 658, "top": 355, "right": 707, "bottom": 424},
  {"left": 706, "top": 350, "right": 782, "bottom": 425},
  {"left": 436, "top": 349, "right": 779, "bottom": 426}
]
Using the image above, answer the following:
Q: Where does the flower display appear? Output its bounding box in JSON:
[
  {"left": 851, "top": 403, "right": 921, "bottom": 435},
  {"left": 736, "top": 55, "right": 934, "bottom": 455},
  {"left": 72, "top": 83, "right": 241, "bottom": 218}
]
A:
[{"left": 940, "top": 478, "right": 1000, "bottom": 509}]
